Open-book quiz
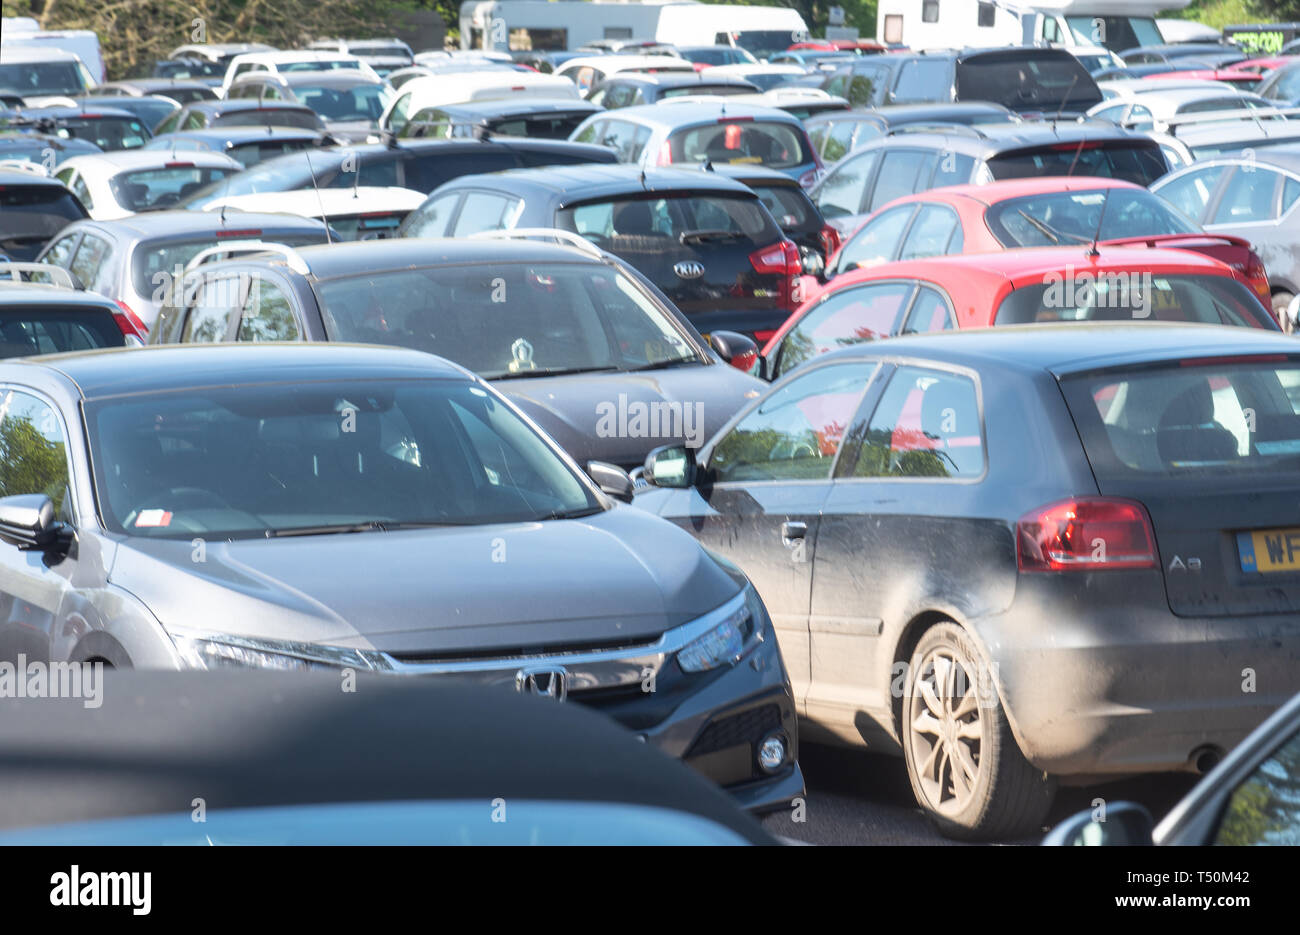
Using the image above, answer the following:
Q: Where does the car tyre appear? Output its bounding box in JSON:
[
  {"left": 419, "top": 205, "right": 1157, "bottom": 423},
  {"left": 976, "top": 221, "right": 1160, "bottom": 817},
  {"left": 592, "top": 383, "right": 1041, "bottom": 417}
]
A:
[{"left": 901, "top": 621, "right": 1055, "bottom": 841}]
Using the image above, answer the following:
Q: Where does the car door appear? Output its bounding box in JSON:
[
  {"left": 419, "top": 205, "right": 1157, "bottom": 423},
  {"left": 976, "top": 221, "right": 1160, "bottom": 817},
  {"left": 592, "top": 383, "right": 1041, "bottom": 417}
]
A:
[
  {"left": 653, "top": 359, "right": 882, "bottom": 711},
  {"left": 0, "top": 387, "right": 80, "bottom": 663},
  {"left": 807, "top": 361, "right": 998, "bottom": 746}
]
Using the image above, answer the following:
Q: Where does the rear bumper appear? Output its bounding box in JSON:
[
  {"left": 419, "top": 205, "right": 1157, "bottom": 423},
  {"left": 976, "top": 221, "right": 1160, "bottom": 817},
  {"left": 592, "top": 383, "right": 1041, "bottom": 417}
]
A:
[
  {"left": 979, "top": 573, "right": 1300, "bottom": 776},
  {"left": 687, "top": 306, "right": 793, "bottom": 342}
]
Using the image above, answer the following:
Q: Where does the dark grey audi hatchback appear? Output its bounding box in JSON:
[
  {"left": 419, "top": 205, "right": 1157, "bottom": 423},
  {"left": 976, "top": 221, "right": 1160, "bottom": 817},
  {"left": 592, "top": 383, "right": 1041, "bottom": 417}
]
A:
[
  {"left": 0, "top": 344, "right": 801, "bottom": 812},
  {"left": 634, "top": 323, "right": 1300, "bottom": 838}
]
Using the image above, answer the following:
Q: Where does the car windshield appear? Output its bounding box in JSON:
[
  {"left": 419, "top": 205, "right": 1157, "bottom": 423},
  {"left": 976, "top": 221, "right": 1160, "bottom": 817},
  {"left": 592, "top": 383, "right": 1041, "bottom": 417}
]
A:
[
  {"left": 292, "top": 84, "right": 390, "bottom": 122},
  {"left": 315, "top": 261, "right": 702, "bottom": 380},
  {"left": 1061, "top": 357, "right": 1300, "bottom": 479},
  {"left": 986, "top": 141, "right": 1169, "bottom": 187},
  {"left": 110, "top": 165, "right": 239, "bottom": 212},
  {"left": 214, "top": 108, "right": 322, "bottom": 131},
  {"left": 178, "top": 150, "right": 339, "bottom": 207},
  {"left": 956, "top": 55, "right": 1102, "bottom": 111},
  {"left": 155, "top": 60, "right": 225, "bottom": 79},
  {"left": 996, "top": 273, "right": 1271, "bottom": 328},
  {"left": 0, "top": 185, "right": 86, "bottom": 245},
  {"left": 666, "top": 120, "right": 811, "bottom": 169},
  {"left": 558, "top": 192, "right": 781, "bottom": 248},
  {"left": 0, "top": 62, "right": 86, "bottom": 97},
  {"left": 0, "top": 306, "right": 125, "bottom": 357},
  {"left": 986, "top": 188, "right": 1200, "bottom": 247},
  {"left": 227, "top": 137, "right": 321, "bottom": 167},
  {"left": 86, "top": 378, "right": 602, "bottom": 540}
]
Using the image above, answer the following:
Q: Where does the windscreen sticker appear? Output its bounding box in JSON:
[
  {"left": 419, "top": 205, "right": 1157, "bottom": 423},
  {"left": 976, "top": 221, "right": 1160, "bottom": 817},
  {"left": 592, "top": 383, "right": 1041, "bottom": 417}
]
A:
[{"left": 135, "top": 510, "right": 173, "bottom": 528}]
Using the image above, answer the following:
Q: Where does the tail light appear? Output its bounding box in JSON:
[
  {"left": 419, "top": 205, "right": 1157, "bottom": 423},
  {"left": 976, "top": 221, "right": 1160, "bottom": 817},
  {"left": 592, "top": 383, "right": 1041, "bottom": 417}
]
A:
[
  {"left": 1017, "top": 497, "right": 1157, "bottom": 572},
  {"left": 749, "top": 239, "right": 801, "bottom": 311},
  {"left": 113, "top": 300, "right": 148, "bottom": 342},
  {"left": 1244, "top": 250, "right": 1272, "bottom": 308},
  {"left": 819, "top": 224, "right": 841, "bottom": 259},
  {"left": 798, "top": 168, "right": 818, "bottom": 190},
  {"left": 657, "top": 139, "right": 672, "bottom": 166}
]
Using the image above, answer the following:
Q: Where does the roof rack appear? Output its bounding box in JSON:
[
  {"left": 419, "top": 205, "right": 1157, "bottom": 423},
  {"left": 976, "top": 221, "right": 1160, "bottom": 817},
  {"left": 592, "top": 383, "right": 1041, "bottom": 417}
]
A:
[
  {"left": 0, "top": 262, "right": 79, "bottom": 289},
  {"left": 470, "top": 228, "right": 603, "bottom": 259},
  {"left": 184, "top": 241, "right": 311, "bottom": 275},
  {"left": 1159, "top": 106, "right": 1300, "bottom": 134}
]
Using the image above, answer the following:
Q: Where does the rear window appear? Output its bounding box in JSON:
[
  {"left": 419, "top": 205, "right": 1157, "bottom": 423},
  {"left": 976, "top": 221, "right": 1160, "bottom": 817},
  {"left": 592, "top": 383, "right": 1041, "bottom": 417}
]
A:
[
  {"left": 558, "top": 192, "right": 781, "bottom": 248},
  {"left": 327, "top": 212, "right": 408, "bottom": 241},
  {"left": 751, "top": 182, "right": 814, "bottom": 230},
  {"left": 56, "top": 116, "right": 150, "bottom": 151},
  {"left": 110, "top": 165, "right": 238, "bottom": 212},
  {"left": 228, "top": 138, "right": 320, "bottom": 167},
  {"left": 660, "top": 84, "right": 754, "bottom": 100},
  {"left": 0, "top": 305, "right": 124, "bottom": 357},
  {"left": 130, "top": 233, "right": 328, "bottom": 296},
  {"left": 986, "top": 141, "right": 1168, "bottom": 187},
  {"left": 0, "top": 61, "right": 85, "bottom": 97},
  {"left": 996, "top": 273, "right": 1271, "bottom": 328},
  {"left": 955, "top": 54, "right": 1102, "bottom": 111},
  {"left": 485, "top": 113, "right": 592, "bottom": 140},
  {"left": 214, "top": 108, "right": 322, "bottom": 131},
  {"left": 1061, "top": 357, "right": 1300, "bottom": 479},
  {"left": 986, "top": 188, "right": 1200, "bottom": 248},
  {"left": 666, "top": 120, "right": 812, "bottom": 170},
  {"left": 0, "top": 185, "right": 86, "bottom": 242}
]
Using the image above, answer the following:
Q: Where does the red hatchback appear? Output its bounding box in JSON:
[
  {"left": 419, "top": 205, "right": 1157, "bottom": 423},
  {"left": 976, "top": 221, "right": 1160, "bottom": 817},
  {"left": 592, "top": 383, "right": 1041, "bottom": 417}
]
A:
[
  {"left": 813, "top": 177, "right": 1274, "bottom": 313},
  {"left": 762, "top": 245, "right": 1278, "bottom": 380}
]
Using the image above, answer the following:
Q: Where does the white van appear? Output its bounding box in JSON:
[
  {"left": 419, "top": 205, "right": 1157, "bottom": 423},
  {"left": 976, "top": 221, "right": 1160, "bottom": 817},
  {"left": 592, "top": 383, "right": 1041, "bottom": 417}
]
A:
[
  {"left": 875, "top": 0, "right": 1189, "bottom": 54},
  {"left": 381, "top": 71, "right": 580, "bottom": 134},
  {"left": 654, "top": 4, "right": 809, "bottom": 60},
  {"left": 1, "top": 22, "right": 105, "bottom": 84},
  {"left": 220, "top": 51, "right": 381, "bottom": 97}
]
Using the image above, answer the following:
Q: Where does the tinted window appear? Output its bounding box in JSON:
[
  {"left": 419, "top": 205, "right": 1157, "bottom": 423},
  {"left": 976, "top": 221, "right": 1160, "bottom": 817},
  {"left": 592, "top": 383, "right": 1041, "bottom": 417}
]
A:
[
  {"left": 1212, "top": 167, "right": 1284, "bottom": 224},
  {"left": 452, "top": 191, "right": 524, "bottom": 236},
  {"left": 1154, "top": 165, "right": 1228, "bottom": 221},
  {"left": 847, "top": 366, "right": 983, "bottom": 478},
  {"left": 815, "top": 150, "right": 878, "bottom": 219},
  {"left": 1214, "top": 727, "right": 1300, "bottom": 844},
  {"left": 402, "top": 193, "right": 460, "bottom": 237},
  {"left": 214, "top": 108, "right": 322, "bottom": 131},
  {"left": 870, "top": 150, "right": 937, "bottom": 211},
  {"left": 487, "top": 113, "right": 593, "bottom": 140},
  {"left": 236, "top": 278, "right": 300, "bottom": 341},
  {"left": 110, "top": 166, "right": 237, "bottom": 212},
  {"left": 666, "top": 121, "right": 812, "bottom": 170},
  {"left": 328, "top": 154, "right": 400, "bottom": 188},
  {"left": 0, "top": 185, "right": 87, "bottom": 246},
  {"left": 899, "top": 204, "right": 960, "bottom": 260},
  {"left": 955, "top": 53, "right": 1101, "bottom": 111},
  {"left": 709, "top": 362, "right": 876, "bottom": 481},
  {"left": 986, "top": 188, "right": 1200, "bottom": 247},
  {"left": 0, "top": 306, "right": 124, "bottom": 358},
  {"left": 848, "top": 67, "right": 892, "bottom": 108},
  {"left": 0, "top": 390, "right": 71, "bottom": 519},
  {"left": 752, "top": 183, "right": 814, "bottom": 229},
  {"left": 0, "top": 62, "right": 85, "bottom": 96},
  {"left": 893, "top": 60, "right": 952, "bottom": 103},
  {"left": 773, "top": 282, "right": 913, "bottom": 379},
  {"left": 559, "top": 193, "right": 780, "bottom": 246},
  {"left": 228, "top": 138, "right": 321, "bottom": 168},
  {"left": 293, "top": 84, "right": 389, "bottom": 122},
  {"left": 404, "top": 149, "right": 518, "bottom": 192},
  {"left": 986, "top": 141, "right": 1167, "bottom": 186},
  {"left": 86, "top": 379, "right": 600, "bottom": 539},
  {"left": 996, "top": 273, "right": 1271, "bottom": 328}
]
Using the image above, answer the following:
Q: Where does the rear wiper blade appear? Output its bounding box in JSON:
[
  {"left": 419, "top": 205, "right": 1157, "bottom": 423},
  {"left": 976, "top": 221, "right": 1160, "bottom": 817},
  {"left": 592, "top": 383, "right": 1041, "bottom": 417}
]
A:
[
  {"left": 679, "top": 229, "right": 745, "bottom": 245},
  {"left": 1016, "top": 209, "right": 1089, "bottom": 245}
]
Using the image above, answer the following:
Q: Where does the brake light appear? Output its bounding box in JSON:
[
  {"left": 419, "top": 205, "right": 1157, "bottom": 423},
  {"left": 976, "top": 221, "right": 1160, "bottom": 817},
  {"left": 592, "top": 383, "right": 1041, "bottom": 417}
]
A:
[
  {"left": 749, "top": 239, "right": 801, "bottom": 311},
  {"left": 163, "top": 161, "right": 195, "bottom": 168},
  {"left": 215, "top": 229, "right": 263, "bottom": 238},
  {"left": 113, "top": 300, "right": 148, "bottom": 341},
  {"left": 657, "top": 139, "right": 673, "bottom": 166},
  {"left": 1017, "top": 498, "right": 1157, "bottom": 572},
  {"left": 1050, "top": 140, "right": 1104, "bottom": 152},
  {"left": 819, "top": 224, "right": 841, "bottom": 258},
  {"left": 718, "top": 115, "right": 754, "bottom": 123},
  {"left": 1244, "top": 250, "right": 1272, "bottom": 305}
]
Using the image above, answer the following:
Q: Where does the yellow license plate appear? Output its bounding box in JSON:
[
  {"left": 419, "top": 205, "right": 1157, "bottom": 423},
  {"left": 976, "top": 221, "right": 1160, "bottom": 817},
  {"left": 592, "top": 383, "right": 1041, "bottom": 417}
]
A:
[{"left": 1237, "top": 529, "right": 1300, "bottom": 573}]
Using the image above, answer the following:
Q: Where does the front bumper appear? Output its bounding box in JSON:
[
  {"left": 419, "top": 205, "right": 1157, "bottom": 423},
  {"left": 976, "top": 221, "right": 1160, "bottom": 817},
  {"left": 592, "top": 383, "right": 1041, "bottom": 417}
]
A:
[{"left": 980, "top": 573, "right": 1300, "bottom": 776}]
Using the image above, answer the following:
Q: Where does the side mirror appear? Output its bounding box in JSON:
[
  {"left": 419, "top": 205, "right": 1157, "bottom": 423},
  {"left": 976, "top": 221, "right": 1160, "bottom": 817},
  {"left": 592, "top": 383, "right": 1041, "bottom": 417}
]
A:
[
  {"left": 799, "top": 245, "right": 824, "bottom": 277},
  {"left": 643, "top": 444, "right": 696, "bottom": 489},
  {"left": 1041, "top": 802, "right": 1155, "bottom": 846},
  {"left": 707, "top": 330, "right": 759, "bottom": 372},
  {"left": 0, "top": 494, "right": 72, "bottom": 552},
  {"left": 586, "top": 461, "right": 634, "bottom": 503}
]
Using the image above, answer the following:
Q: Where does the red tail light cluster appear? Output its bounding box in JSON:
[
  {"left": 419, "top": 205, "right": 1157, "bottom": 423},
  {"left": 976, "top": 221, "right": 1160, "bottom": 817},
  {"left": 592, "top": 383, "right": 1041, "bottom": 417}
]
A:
[
  {"left": 749, "top": 239, "right": 801, "bottom": 311},
  {"left": 819, "top": 224, "right": 841, "bottom": 259},
  {"left": 1017, "top": 498, "right": 1157, "bottom": 572},
  {"left": 657, "top": 139, "right": 673, "bottom": 166},
  {"left": 113, "top": 300, "right": 148, "bottom": 342}
]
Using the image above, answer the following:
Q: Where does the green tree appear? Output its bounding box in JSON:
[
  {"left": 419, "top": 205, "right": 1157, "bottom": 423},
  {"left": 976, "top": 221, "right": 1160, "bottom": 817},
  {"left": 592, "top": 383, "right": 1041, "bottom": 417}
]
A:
[{"left": 0, "top": 417, "right": 68, "bottom": 513}]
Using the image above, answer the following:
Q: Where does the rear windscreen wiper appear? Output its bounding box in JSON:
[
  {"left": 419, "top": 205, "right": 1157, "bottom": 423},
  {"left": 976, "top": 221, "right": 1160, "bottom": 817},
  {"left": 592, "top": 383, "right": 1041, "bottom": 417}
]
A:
[{"left": 679, "top": 229, "right": 746, "bottom": 245}]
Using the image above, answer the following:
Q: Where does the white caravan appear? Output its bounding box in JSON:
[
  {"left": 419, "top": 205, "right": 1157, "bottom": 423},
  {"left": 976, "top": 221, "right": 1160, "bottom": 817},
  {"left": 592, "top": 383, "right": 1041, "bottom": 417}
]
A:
[
  {"left": 874, "top": 0, "right": 1191, "bottom": 54},
  {"left": 1, "top": 19, "right": 105, "bottom": 84},
  {"left": 459, "top": 1, "right": 808, "bottom": 59}
]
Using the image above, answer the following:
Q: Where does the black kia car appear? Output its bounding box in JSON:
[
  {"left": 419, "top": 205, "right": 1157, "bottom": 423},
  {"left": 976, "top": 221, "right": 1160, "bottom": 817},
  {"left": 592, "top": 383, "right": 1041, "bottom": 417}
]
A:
[{"left": 399, "top": 164, "right": 803, "bottom": 343}]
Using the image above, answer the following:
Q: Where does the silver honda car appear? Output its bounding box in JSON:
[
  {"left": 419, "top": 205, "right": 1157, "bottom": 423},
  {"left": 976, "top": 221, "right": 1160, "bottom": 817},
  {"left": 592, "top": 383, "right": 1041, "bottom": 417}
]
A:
[{"left": 0, "top": 343, "right": 801, "bottom": 812}]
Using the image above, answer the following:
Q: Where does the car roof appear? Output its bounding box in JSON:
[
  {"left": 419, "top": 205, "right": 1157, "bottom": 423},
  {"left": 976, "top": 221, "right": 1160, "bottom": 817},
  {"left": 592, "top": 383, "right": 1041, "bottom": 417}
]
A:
[
  {"left": 1171, "top": 142, "right": 1300, "bottom": 172},
  {"left": 61, "top": 209, "right": 329, "bottom": 239},
  {"left": 189, "top": 99, "right": 315, "bottom": 114},
  {"left": 17, "top": 104, "right": 140, "bottom": 120},
  {"left": 238, "top": 71, "right": 383, "bottom": 88},
  {"left": 155, "top": 126, "right": 324, "bottom": 143},
  {"left": 0, "top": 168, "right": 69, "bottom": 188},
  {"left": 13, "top": 343, "right": 469, "bottom": 399},
  {"left": 895, "top": 175, "right": 1142, "bottom": 207},
  {"left": 594, "top": 100, "right": 802, "bottom": 127},
  {"left": 58, "top": 149, "right": 240, "bottom": 171},
  {"left": 427, "top": 98, "right": 602, "bottom": 118},
  {"left": 0, "top": 282, "right": 116, "bottom": 309},
  {"left": 434, "top": 163, "right": 755, "bottom": 200},
  {"left": 602, "top": 72, "right": 757, "bottom": 89},
  {"left": 687, "top": 163, "right": 798, "bottom": 185},
  {"left": 816, "top": 322, "right": 1295, "bottom": 376},
  {"left": 0, "top": 47, "right": 83, "bottom": 64},
  {"left": 208, "top": 186, "right": 426, "bottom": 215}
]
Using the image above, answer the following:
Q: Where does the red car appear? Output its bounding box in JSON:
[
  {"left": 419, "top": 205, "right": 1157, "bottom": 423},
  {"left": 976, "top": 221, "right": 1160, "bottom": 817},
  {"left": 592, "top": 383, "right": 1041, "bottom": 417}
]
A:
[
  {"left": 810, "top": 177, "right": 1273, "bottom": 313},
  {"left": 1146, "top": 68, "right": 1262, "bottom": 88},
  {"left": 760, "top": 246, "right": 1278, "bottom": 380},
  {"left": 1232, "top": 56, "right": 1292, "bottom": 78},
  {"left": 788, "top": 39, "right": 887, "bottom": 54}
]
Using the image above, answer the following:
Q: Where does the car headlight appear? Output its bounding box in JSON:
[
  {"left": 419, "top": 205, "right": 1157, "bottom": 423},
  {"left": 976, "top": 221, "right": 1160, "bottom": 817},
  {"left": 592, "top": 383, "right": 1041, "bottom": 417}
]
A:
[
  {"left": 170, "top": 631, "right": 389, "bottom": 672},
  {"left": 677, "top": 585, "right": 768, "bottom": 674}
]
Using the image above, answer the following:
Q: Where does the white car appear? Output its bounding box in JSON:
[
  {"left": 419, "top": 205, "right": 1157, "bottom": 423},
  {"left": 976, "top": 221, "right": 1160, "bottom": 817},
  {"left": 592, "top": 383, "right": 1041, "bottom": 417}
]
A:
[
  {"left": 555, "top": 55, "right": 696, "bottom": 95},
  {"left": 1089, "top": 86, "right": 1277, "bottom": 134},
  {"left": 54, "top": 150, "right": 242, "bottom": 220},
  {"left": 381, "top": 71, "right": 580, "bottom": 134},
  {"left": 704, "top": 63, "right": 810, "bottom": 92},
  {"left": 201, "top": 187, "right": 427, "bottom": 240},
  {"left": 0, "top": 46, "right": 97, "bottom": 105},
  {"left": 1097, "top": 77, "right": 1244, "bottom": 101},
  {"left": 220, "top": 51, "right": 380, "bottom": 97}
]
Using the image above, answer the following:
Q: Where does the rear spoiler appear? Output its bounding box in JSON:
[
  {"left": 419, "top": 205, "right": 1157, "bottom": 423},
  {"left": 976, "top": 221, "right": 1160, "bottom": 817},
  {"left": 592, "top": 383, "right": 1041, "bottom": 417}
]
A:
[
  {"left": 1158, "top": 106, "right": 1300, "bottom": 136},
  {"left": 1100, "top": 233, "right": 1253, "bottom": 250}
]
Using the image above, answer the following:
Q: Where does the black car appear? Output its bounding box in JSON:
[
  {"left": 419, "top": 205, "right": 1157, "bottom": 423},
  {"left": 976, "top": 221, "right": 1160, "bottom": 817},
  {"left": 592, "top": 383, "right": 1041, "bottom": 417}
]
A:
[
  {"left": 179, "top": 137, "right": 620, "bottom": 208},
  {"left": 0, "top": 264, "right": 136, "bottom": 355},
  {"left": 587, "top": 72, "right": 760, "bottom": 109},
  {"left": 143, "top": 126, "right": 330, "bottom": 168},
  {"left": 819, "top": 47, "right": 1103, "bottom": 116},
  {"left": 147, "top": 237, "right": 767, "bottom": 470},
  {"left": 0, "top": 129, "right": 101, "bottom": 167},
  {"left": 152, "top": 99, "right": 326, "bottom": 137},
  {"left": 91, "top": 78, "right": 219, "bottom": 105},
  {"left": 635, "top": 323, "right": 1300, "bottom": 839},
  {"left": 0, "top": 105, "right": 151, "bottom": 151},
  {"left": 0, "top": 169, "right": 89, "bottom": 261},
  {"left": 65, "top": 95, "right": 180, "bottom": 136},
  {"left": 804, "top": 102, "right": 1021, "bottom": 166},
  {"left": 400, "top": 164, "right": 803, "bottom": 341},
  {"left": 402, "top": 98, "right": 605, "bottom": 141}
]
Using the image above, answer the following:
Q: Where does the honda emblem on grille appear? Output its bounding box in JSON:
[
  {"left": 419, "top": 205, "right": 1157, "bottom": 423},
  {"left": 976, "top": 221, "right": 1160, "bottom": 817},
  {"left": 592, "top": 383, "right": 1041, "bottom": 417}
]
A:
[
  {"left": 515, "top": 665, "right": 569, "bottom": 701},
  {"left": 674, "top": 260, "right": 705, "bottom": 280}
]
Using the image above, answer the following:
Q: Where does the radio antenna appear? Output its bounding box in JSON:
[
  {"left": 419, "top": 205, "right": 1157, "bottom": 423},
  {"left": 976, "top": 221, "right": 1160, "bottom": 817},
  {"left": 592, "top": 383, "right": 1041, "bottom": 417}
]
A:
[
  {"left": 1087, "top": 187, "right": 1110, "bottom": 258},
  {"left": 303, "top": 148, "right": 333, "bottom": 244}
]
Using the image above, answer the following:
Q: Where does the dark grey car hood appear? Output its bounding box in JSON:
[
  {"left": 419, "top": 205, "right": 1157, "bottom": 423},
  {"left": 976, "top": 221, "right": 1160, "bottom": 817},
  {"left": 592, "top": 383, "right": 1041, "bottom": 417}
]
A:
[
  {"left": 499, "top": 363, "right": 763, "bottom": 469},
  {"left": 109, "top": 505, "right": 742, "bottom": 656}
]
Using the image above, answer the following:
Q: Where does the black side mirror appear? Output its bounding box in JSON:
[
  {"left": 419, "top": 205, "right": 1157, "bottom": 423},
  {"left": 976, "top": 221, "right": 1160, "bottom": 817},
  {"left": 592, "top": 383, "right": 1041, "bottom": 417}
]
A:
[
  {"left": 643, "top": 444, "right": 696, "bottom": 489},
  {"left": 1040, "top": 802, "right": 1156, "bottom": 846},
  {"left": 707, "top": 330, "right": 759, "bottom": 372},
  {"left": 586, "top": 461, "right": 635, "bottom": 503},
  {"left": 0, "top": 494, "right": 73, "bottom": 553}
]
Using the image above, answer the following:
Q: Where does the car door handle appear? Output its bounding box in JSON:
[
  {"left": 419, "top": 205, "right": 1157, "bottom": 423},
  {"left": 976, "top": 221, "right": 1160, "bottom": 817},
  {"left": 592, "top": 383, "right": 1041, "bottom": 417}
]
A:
[{"left": 781, "top": 521, "right": 807, "bottom": 547}]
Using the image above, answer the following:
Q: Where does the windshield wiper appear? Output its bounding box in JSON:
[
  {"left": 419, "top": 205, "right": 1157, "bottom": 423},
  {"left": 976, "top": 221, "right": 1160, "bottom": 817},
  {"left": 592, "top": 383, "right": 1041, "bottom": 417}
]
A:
[
  {"left": 493, "top": 366, "right": 620, "bottom": 381},
  {"left": 1016, "top": 209, "right": 1090, "bottom": 245},
  {"left": 267, "top": 520, "right": 473, "bottom": 537},
  {"left": 626, "top": 356, "right": 701, "bottom": 372},
  {"left": 679, "top": 229, "right": 745, "bottom": 245},
  {"left": 532, "top": 506, "right": 607, "bottom": 522}
]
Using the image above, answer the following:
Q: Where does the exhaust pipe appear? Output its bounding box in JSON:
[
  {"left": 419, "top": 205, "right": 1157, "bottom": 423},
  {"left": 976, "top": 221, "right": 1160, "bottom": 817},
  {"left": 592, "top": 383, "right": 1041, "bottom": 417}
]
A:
[{"left": 1190, "top": 745, "right": 1224, "bottom": 775}]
